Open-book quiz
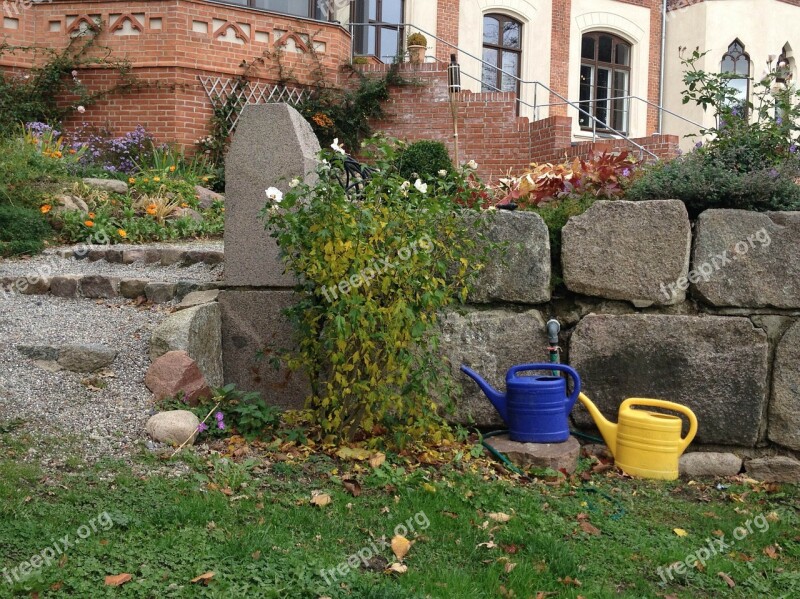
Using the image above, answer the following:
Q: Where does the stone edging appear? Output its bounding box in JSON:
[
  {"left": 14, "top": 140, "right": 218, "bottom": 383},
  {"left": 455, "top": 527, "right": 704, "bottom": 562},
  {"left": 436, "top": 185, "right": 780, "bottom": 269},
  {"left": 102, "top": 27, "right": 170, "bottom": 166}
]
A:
[{"left": 53, "top": 247, "right": 224, "bottom": 266}]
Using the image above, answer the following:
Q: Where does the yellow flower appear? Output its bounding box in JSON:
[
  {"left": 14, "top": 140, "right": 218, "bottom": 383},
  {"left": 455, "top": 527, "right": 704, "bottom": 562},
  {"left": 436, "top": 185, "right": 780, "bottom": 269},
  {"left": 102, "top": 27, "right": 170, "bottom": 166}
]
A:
[
  {"left": 143, "top": 178, "right": 149, "bottom": 183},
  {"left": 202, "top": 177, "right": 209, "bottom": 182},
  {"left": 153, "top": 176, "right": 161, "bottom": 182},
  {"left": 118, "top": 229, "right": 127, "bottom": 238},
  {"left": 40, "top": 204, "right": 51, "bottom": 214},
  {"left": 53, "top": 151, "right": 62, "bottom": 158},
  {"left": 146, "top": 204, "right": 157, "bottom": 215},
  {"left": 128, "top": 177, "right": 136, "bottom": 184},
  {"left": 69, "top": 149, "right": 76, "bottom": 155},
  {"left": 180, "top": 202, "right": 189, "bottom": 208},
  {"left": 84, "top": 220, "right": 94, "bottom": 227},
  {"left": 88, "top": 212, "right": 95, "bottom": 218},
  {"left": 169, "top": 166, "right": 176, "bottom": 172}
]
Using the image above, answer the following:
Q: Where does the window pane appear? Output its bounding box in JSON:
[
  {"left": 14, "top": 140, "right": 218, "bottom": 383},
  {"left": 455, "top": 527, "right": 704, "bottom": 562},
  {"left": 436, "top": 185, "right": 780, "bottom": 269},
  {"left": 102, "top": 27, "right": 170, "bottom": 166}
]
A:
[
  {"left": 613, "top": 70, "right": 629, "bottom": 131},
  {"left": 731, "top": 78, "right": 748, "bottom": 102},
  {"left": 367, "top": 25, "right": 376, "bottom": 55},
  {"left": 615, "top": 43, "right": 630, "bottom": 66},
  {"left": 483, "top": 16, "right": 499, "bottom": 45},
  {"left": 482, "top": 48, "right": 499, "bottom": 91},
  {"left": 581, "top": 36, "right": 595, "bottom": 60},
  {"left": 734, "top": 56, "right": 749, "bottom": 76},
  {"left": 503, "top": 20, "right": 521, "bottom": 49},
  {"left": 598, "top": 35, "right": 613, "bottom": 63},
  {"left": 501, "top": 51, "right": 519, "bottom": 92},
  {"left": 383, "top": 0, "right": 403, "bottom": 23},
  {"left": 579, "top": 65, "right": 594, "bottom": 127},
  {"left": 369, "top": 0, "right": 377, "bottom": 19},
  {"left": 596, "top": 68, "right": 610, "bottom": 127},
  {"left": 380, "top": 27, "right": 399, "bottom": 60},
  {"left": 258, "top": 0, "right": 310, "bottom": 17},
  {"left": 721, "top": 55, "right": 735, "bottom": 73}
]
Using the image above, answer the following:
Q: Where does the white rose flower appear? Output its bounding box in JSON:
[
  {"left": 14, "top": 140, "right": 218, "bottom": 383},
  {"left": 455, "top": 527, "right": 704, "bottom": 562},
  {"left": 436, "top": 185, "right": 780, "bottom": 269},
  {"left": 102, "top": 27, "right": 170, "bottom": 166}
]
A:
[
  {"left": 265, "top": 187, "right": 283, "bottom": 203},
  {"left": 400, "top": 180, "right": 410, "bottom": 190},
  {"left": 414, "top": 179, "right": 428, "bottom": 194},
  {"left": 466, "top": 160, "right": 478, "bottom": 170},
  {"left": 438, "top": 169, "right": 447, "bottom": 177},
  {"left": 288, "top": 178, "right": 300, "bottom": 188},
  {"left": 331, "top": 138, "right": 346, "bottom": 155},
  {"left": 76, "top": 105, "right": 86, "bottom": 114}
]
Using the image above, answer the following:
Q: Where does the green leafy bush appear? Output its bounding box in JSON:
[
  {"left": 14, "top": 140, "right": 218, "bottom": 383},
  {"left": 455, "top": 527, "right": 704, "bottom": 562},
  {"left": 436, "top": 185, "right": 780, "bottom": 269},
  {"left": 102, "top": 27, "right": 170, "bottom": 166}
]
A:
[
  {"left": 264, "top": 136, "right": 493, "bottom": 447},
  {"left": 0, "top": 205, "right": 53, "bottom": 257},
  {"left": 0, "top": 136, "right": 72, "bottom": 210},
  {"left": 396, "top": 140, "right": 454, "bottom": 180}
]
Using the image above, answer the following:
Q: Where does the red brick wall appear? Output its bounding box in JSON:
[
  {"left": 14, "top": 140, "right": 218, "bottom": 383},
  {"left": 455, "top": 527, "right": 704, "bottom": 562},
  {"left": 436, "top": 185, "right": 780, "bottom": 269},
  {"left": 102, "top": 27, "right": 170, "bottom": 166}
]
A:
[
  {"left": 435, "top": 0, "right": 460, "bottom": 62},
  {"left": 549, "top": 0, "right": 572, "bottom": 116},
  {"left": 1, "top": 0, "right": 351, "bottom": 147}
]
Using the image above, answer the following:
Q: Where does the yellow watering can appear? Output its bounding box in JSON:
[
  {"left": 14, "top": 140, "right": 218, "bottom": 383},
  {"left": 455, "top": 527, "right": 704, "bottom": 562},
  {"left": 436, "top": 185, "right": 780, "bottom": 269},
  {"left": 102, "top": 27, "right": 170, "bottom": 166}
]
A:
[{"left": 578, "top": 393, "right": 698, "bottom": 480}]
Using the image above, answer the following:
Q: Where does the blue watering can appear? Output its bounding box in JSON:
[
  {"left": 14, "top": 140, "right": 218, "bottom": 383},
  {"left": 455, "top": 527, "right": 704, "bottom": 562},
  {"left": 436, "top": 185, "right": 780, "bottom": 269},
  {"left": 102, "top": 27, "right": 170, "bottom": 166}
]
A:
[{"left": 460, "top": 363, "right": 581, "bottom": 443}]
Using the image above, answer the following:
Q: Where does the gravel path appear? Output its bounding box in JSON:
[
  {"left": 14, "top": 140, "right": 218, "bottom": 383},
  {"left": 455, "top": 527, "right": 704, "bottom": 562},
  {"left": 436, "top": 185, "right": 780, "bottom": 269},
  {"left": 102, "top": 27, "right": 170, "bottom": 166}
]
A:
[
  {"left": 0, "top": 241, "right": 224, "bottom": 470},
  {"left": 0, "top": 242, "right": 224, "bottom": 283}
]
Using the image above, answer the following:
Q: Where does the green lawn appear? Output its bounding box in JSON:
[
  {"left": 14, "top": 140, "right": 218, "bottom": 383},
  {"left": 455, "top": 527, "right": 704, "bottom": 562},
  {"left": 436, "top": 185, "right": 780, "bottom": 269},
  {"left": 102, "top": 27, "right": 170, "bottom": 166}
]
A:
[{"left": 1, "top": 430, "right": 798, "bottom": 598}]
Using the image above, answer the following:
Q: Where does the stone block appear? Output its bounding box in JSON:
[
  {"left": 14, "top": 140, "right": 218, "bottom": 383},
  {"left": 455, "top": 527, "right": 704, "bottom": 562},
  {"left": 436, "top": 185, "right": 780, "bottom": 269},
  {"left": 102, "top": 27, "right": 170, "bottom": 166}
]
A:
[
  {"left": 50, "top": 275, "right": 81, "bottom": 298},
  {"left": 692, "top": 210, "right": 800, "bottom": 308},
  {"left": 439, "top": 307, "right": 548, "bottom": 426},
  {"left": 570, "top": 314, "right": 769, "bottom": 446},
  {"left": 80, "top": 275, "right": 119, "bottom": 298},
  {"left": 468, "top": 210, "right": 550, "bottom": 305},
  {"left": 218, "top": 290, "right": 310, "bottom": 410},
  {"left": 745, "top": 456, "right": 800, "bottom": 482},
  {"left": 224, "top": 104, "right": 320, "bottom": 287},
  {"left": 484, "top": 434, "right": 580, "bottom": 473},
  {"left": 769, "top": 319, "right": 800, "bottom": 450},
  {"left": 562, "top": 200, "right": 691, "bottom": 306},
  {"left": 119, "top": 279, "right": 149, "bottom": 299},
  {"left": 145, "top": 282, "right": 177, "bottom": 304},
  {"left": 149, "top": 303, "right": 223, "bottom": 387},
  {"left": 679, "top": 452, "right": 743, "bottom": 477}
]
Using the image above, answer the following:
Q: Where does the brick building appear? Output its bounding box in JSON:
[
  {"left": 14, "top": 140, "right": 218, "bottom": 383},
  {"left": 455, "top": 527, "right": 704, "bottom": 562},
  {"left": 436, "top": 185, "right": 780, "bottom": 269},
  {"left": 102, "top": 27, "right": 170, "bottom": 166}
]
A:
[{"left": 1, "top": 0, "right": 797, "bottom": 174}]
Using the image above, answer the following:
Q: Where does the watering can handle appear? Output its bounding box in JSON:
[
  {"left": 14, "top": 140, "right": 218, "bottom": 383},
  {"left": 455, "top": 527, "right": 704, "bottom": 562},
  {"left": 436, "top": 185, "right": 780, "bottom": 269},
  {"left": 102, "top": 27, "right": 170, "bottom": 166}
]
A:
[
  {"left": 621, "top": 398, "right": 699, "bottom": 453},
  {"left": 508, "top": 363, "right": 581, "bottom": 411}
]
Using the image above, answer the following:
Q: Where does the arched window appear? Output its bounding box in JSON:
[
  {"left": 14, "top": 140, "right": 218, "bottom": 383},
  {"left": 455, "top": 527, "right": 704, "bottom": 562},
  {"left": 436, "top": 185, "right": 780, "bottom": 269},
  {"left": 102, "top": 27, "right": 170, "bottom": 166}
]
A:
[
  {"left": 352, "top": 0, "right": 405, "bottom": 61},
  {"left": 721, "top": 40, "right": 750, "bottom": 110},
  {"left": 481, "top": 14, "right": 522, "bottom": 94},
  {"left": 776, "top": 45, "right": 794, "bottom": 86},
  {"left": 579, "top": 32, "right": 631, "bottom": 133}
]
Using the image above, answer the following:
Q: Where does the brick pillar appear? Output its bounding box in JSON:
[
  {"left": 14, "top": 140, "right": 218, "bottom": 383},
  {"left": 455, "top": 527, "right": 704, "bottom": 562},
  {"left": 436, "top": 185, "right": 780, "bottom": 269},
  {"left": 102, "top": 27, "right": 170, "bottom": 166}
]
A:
[
  {"left": 436, "top": 0, "right": 460, "bottom": 62},
  {"left": 647, "top": 0, "right": 664, "bottom": 134},
  {"left": 549, "top": 0, "right": 571, "bottom": 116}
]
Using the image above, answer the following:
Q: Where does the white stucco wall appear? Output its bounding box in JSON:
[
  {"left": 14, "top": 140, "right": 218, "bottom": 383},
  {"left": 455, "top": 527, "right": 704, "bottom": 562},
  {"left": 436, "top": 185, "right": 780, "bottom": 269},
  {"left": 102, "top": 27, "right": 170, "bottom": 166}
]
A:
[
  {"left": 663, "top": 0, "right": 800, "bottom": 153},
  {"left": 407, "top": 0, "right": 439, "bottom": 59},
  {"left": 569, "top": 0, "right": 652, "bottom": 139},
  {"left": 456, "top": 0, "right": 552, "bottom": 121}
]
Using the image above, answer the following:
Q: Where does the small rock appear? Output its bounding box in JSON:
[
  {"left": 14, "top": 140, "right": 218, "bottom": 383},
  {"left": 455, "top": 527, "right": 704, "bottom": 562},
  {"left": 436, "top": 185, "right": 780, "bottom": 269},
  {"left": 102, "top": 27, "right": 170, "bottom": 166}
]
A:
[
  {"left": 33, "top": 360, "right": 63, "bottom": 373},
  {"left": 173, "top": 207, "right": 203, "bottom": 223},
  {"left": 50, "top": 275, "right": 81, "bottom": 298},
  {"left": 54, "top": 194, "right": 89, "bottom": 213},
  {"left": 15, "top": 276, "right": 50, "bottom": 295},
  {"left": 745, "top": 456, "right": 800, "bottom": 482},
  {"left": 184, "top": 250, "right": 224, "bottom": 265},
  {"left": 174, "top": 281, "right": 200, "bottom": 301},
  {"left": 57, "top": 343, "right": 117, "bottom": 372},
  {"left": 483, "top": 434, "right": 580, "bottom": 473},
  {"left": 145, "top": 350, "right": 211, "bottom": 406},
  {"left": 145, "top": 282, "right": 177, "bottom": 304},
  {"left": 122, "top": 249, "right": 146, "bottom": 264},
  {"left": 80, "top": 275, "right": 119, "bottom": 298},
  {"left": 177, "top": 289, "right": 220, "bottom": 310},
  {"left": 82, "top": 177, "right": 128, "bottom": 194},
  {"left": 160, "top": 248, "right": 186, "bottom": 266},
  {"left": 679, "top": 452, "right": 743, "bottom": 478},
  {"left": 17, "top": 344, "right": 59, "bottom": 361},
  {"left": 195, "top": 185, "right": 224, "bottom": 210},
  {"left": 119, "top": 279, "right": 149, "bottom": 299},
  {"left": 145, "top": 410, "right": 199, "bottom": 445}
]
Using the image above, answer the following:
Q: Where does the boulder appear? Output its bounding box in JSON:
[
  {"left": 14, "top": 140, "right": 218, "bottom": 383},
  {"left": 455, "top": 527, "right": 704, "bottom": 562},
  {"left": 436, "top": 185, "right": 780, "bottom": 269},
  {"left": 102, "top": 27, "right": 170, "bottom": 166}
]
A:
[
  {"left": 173, "top": 207, "right": 203, "bottom": 223},
  {"left": 570, "top": 314, "right": 769, "bottom": 446},
  {"left": 149, "top": 303, "right": 223, "bottom": 387},
  {"left": 50, "top": 275, "right": 81, "bottom": 298},
  {"left": 82, "top": 177, "right": 128, "bottom": 194},
  {"left": 80, "top": 275, "right": 119, "bottom": 298},
  {"left": 56, "top": 343, "right": 117, "bottom": 372},
  {"left": 145, "top": 350, "right": 211, "bottom": 405},
  {"left": 679, "top": 452, "right": 742, "bottom": 478},
  {"left": 119, "top": 279, "right": 149, "bottom": 299},
  {"left": 145, "top": 410, "right": 200, "bottom": 445},
  {"left": 769, "top": 320, "right": 800, "bottom": 450},
  {"left": 438, "top": 307, "right": 548, "bottom": 426},
  {"left": 561, "top": 200, "right": 691, "bottom": 306},
  {"left": 468, "top": 210, "right": 550, "bottom": 305},
  {"left": 692, "top": 210, "right": 800, "bottom": 308},
  {"left": 745, "top": 456, "right": 800, "bottom": 482},
  {"left": 54, "top": 194, "right": 89, "bottom": 213},
  {"left": 195, "top": 185, "right": 224, "bottom": 209}
]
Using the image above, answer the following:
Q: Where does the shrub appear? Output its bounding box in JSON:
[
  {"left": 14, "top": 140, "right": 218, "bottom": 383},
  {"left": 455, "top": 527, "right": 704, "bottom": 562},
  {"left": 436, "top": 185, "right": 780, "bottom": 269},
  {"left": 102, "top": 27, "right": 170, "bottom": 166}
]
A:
[
  {"left": 0, "top": 205, "right": 52, "bottom": 257},
  {"left": 407, "top": 32, "right": 427, "bottom": 47},
  {"left": 396, "top": 140, "right": 453, "bottom": 180},
  {"left": 0, "top": 135, "right": 71, "bottom": 210},
  {"left": 264, "top": 136, "right": 493, "bottom": 447}
]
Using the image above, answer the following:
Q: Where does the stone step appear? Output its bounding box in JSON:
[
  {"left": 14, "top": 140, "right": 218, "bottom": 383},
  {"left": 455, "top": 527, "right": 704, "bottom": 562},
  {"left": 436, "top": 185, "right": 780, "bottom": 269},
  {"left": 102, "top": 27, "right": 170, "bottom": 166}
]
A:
[
  {"left": 1, "top": 273, "right": 219, "bottom": 304},
  {"left": 52, "top": 246, "right": 224, "bottom": 266}
]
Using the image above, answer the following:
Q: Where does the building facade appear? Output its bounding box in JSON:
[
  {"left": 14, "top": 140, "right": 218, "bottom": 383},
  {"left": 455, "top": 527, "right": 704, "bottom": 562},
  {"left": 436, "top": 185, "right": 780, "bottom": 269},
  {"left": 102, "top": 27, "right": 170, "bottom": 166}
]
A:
[{"left": 1, "top": 0, "right": 797, "bottom": 162}]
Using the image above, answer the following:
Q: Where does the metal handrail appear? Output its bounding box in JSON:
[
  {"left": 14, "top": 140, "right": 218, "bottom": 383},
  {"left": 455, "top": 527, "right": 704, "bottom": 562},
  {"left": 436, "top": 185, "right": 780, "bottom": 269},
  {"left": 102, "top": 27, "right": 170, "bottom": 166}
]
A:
[{"left": 348, "top": 21, "right": 698, "bottom": 159}]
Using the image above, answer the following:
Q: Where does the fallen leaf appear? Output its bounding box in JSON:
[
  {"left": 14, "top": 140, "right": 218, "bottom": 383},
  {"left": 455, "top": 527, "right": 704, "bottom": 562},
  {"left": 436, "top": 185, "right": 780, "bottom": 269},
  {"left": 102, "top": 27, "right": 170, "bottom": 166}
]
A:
[
  {"left": 391, "top": 535, "right": 411, "bottom": 560},
  {"left": 369, "top": 453, "right": 386, "bottom": 468},
  {"left": 500, "top": 543, "right": 520, "bottom": 554},
  {"left": 50, "top": 582, "right": 63, "bottom": 591},
  {"left": 764, "top": 545, "right": 778, "bottom": 559},
  {"left": 442, "top": 511, "right": 458, "bottom": 519},
  {"left": 477, "top": 540, "right": 498, "bottom": 549},
  {"left": 504, "top": 562, "right": 517, "bottom": 573},
  {"left": 251, "top": 550, "right": 261, "bottom": 560},
  {"left": 673, "top": 528, "right": 688, "bottom": 537},
  {"left": 104, "top": 573, "right": 132, "bottom": 587},
  {"left": 311, "top": 492, "right": 332, "bottom": 507},
  {"left": 342, "top": 479, "right": 361, "bottom": 497},
  {"left": 579, "top": 521, "right": 601, "bottom": 536},
  {"left": 191, "top": 571, "right": 215, "bottom": 585},
  {"left": 488, "top": 512, "right": 511, "bottom": 523},
  {"left": 534, "top": 593, "right": 555, "bottom": 599},
  {"left": 717, "top": 572, "right": 735, "bottom": 588},
  {"left": 558, "top": 576, "right": 582, "bottom": 587},
  {"left": 336, "top": 447, "right": 371, "bottom": 461},
  {"left": 422, "top": 482, "right": 437, "bottom": 493},
  {"left": 386, "top": 562, "right": 408, "bottom": 574}
]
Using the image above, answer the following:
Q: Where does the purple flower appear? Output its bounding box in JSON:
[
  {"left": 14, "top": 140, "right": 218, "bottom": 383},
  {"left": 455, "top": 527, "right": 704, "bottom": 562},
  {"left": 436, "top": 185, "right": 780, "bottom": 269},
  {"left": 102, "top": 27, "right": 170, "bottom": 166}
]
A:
[
  {"left": 217, "top": 421, "right": 225, "bottom": 430},
  {"left": 694, "top": 141, "right": 703, "bottom": 149},
  {"left": 790, "top": 143, "right": 798, "bottom": 154},
  {"left": 621, "top": 167, "right": 632, "bottom": 177},
  {"left": 769, "top": 168, "right": 779, "bottom": 179},
  {"left": 197, "top": 422, "right": 208, "bottom": 432},
  {"left": 215, "top": 411, "right": 224, "bottom": 421},
  {"left": 776, "top": 116, "right": 783, "bottom": 126}
]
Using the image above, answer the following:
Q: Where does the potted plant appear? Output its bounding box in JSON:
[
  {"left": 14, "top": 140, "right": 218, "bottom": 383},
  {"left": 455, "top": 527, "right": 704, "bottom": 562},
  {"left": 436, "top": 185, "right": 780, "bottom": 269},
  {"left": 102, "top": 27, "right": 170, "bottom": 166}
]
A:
[{"left": 406, "top": 32, "right": 427, "bottom": 64}]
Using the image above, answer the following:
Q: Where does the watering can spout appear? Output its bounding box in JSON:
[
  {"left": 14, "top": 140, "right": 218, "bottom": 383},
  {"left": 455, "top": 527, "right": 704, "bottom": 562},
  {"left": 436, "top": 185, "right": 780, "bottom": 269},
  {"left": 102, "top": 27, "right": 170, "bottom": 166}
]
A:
[
  {"left": 578, "top": 392, "right": 618, "bottom": 455},
  {"left": 460, "top": 365, "right": 508, "bottom": 423}
]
